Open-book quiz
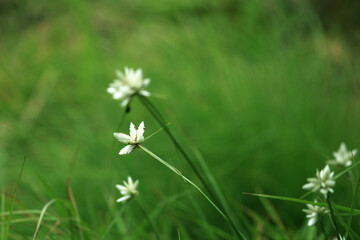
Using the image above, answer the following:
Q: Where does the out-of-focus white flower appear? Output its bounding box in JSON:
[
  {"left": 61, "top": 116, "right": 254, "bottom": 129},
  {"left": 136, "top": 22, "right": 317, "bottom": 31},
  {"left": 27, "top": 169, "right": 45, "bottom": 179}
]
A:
[
  {"left": 114, "top": 121, "right": 145, "bottom": 155},
  {"left": 328, "top": 142, "right": 357, "bottom": 167},
  {"left": 107, "top": 67, "right": 151, "bottom": 107},
  {"left": 303, "top": 165, "right": 335, "bottom": 197},
  {"left": 303, "top": 200, "right": 328, "bottom": 226},
  {"left": 116, "top": 176, "right": 139, "bottom": 203}
]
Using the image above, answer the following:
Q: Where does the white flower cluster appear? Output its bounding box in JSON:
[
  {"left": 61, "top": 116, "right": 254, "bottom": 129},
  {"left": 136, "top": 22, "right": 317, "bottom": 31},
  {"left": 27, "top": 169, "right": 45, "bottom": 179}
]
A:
[
  {"left": 107, "top": 67, "right": 151, "bottom": 107},
  {"left": 302, "top": 201, "right": 328, "bottom": 226},
  {"left": 302, "top": 165, "right": 335, "bottom": 197},
  {"left": 113, "top": 122, "right": 145, "bottom": 155},
  {"left": 116, "top": 176, "right": 139, "bottom": 203},
  {"left": 327, "top": 142, "right": 357, "bottom": 167},
  {"left": 302, "top": 142, "right": 357, "bottom": 229}
]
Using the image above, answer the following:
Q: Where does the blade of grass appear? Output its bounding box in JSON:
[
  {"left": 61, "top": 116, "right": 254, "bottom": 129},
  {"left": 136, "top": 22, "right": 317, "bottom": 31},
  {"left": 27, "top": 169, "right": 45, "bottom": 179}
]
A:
[
  {"left": 243, "top": 192, "right": 360, "bottom": 214},
  {"left": 335, "top": 160, "right": 360, "bottom": 180},
  {"left": 33, "top": 199, "right": 57, "bottom": 240},
  {"left": 135, "top": 199, "right": 160, "bottom": 240},
  {"left": 66, "top": 179, "right": 85, "bottom": 240},
  {"left": 345, "top": 173, "right": 360, "bottom": 239},
  {"left": 139, "top": 145, "right": 247, "bottom": 240},
  {"left": 100, "top": 206, "right": 126, "bottom": 240},
  {"left": 326, "top": 195, "right": 340, "bottom": 237},
  {"left": 4, "top": 155, "right": 26, "bottom": 240},
  {"left": 139, "top": 96, "right": 246, "bottom": 238}
]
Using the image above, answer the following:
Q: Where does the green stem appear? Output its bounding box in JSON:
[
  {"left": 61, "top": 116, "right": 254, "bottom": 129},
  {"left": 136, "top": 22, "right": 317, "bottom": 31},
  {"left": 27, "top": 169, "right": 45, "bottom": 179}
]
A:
[
  {"left": 345, "top": 173, "right": 360, "bottom": 239},
  {"left": 139, "top": 96, "right": 245, "bottom": 238},
  {"left": 135, "top": 199, "right": 160, "bottom": 240},
  {"left": 326, "top": 195, "right": 340, "bottom": 237},
  {"left": 139, "top": 145, "right": 247, "bottom": 240}
]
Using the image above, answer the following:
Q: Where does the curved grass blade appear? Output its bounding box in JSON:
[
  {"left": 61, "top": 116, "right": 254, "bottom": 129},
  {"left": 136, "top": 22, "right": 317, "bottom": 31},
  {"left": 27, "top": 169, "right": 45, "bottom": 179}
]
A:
[
  {"left": 140, "top": 145, "right": 247, "bottom": 240},
  {"left": 33, "top": 199, "right": 57, "bottom": 240}
]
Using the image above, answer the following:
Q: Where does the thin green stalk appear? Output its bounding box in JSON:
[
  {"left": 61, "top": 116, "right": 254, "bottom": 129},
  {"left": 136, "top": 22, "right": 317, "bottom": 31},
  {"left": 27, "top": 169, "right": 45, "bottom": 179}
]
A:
[
  {"left": 4, "top": 155, "right": 26, "bottom": 240},
  {"left": 139, "top": 145, "right": 247, "bottom": 240},
  {"left": 135, "top": 199, "right": 160, "bottom": 240},
  {"left": 326, "top": 195, "right": 340, "bottom": 237},
  {"left": 243, "top": 192, "right": 360, "bottom": 214},
  {"left": 335, "top": 160, "right": 360, "bottom": 180},
  {"left": 139, "top": 96, "right": 245, "bottom": 238},
  {"left": 100, "top": 206, "right": 126, "bottom": 240},
  {"left": 138, "top": 97, "right": 217, "bottom": 201},
  {"left": 345, "top": 173, "right": 360, "bottom": 239}
]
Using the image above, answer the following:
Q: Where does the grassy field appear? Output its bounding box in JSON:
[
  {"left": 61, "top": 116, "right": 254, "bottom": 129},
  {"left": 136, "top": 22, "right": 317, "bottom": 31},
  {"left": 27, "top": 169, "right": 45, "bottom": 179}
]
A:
[{"left": 1, "top": 0, "right": 360, "bottom": 239}]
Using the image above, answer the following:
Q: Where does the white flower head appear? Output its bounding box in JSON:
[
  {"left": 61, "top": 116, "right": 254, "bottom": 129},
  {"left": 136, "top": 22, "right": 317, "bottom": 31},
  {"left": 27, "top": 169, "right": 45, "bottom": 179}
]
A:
[
  {"left": 303, "top": 200, "right": 328, "bottom": 226},
  {"left": 327, "top": 142, "right": 357, "bottom": 167},
  {"left": 107, "top": 67, "right": 151, "bottom": 107},
  {"left": 114, "top": 121, "right": 145, "bottom": 155},
  {"left": 116, "top": 176, "right": 139, "bottom": 203},
  {"left": 303, "top": 165, "right": 335, "bottom": 197}
]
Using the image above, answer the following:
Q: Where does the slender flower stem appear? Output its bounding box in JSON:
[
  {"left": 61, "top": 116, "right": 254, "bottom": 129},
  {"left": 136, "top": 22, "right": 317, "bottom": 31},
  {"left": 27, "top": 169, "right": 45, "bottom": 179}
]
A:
[
  {"left": 100, "top": 206, "right": 126, "bottom": 240},
  {"left": 139, "top": 96, "right": 246, "bottom": 239},
  {"left": 135, "top": 199, "right": 160, "bottom": 240},
  {"left": 139, "top": 145, "right": 247, "bottom": 240},
  {"left": 326, "top": 195, "right": 340, "bottom": 237}
]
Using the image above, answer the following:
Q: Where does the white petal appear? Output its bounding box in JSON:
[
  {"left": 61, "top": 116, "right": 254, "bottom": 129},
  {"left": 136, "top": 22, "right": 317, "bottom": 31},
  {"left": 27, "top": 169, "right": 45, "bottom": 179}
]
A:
[
  {"left": 119, "top": 145, "right": 135, "bottom": 155},
  {"left": 114, "top": 133, "right": 131, "bottom": 143},
  {"left": 128, "top": 176, "right": 133, "bottom": 185},
  {"left": 116, "top": 184, "right": 126, "bottom": 191},
  {"left": 130, "top": 122, "right": 137, "bottom": 140},
  {"left": 133, "top": 180, "right": 139, "bottom": 188},
  {"left": 121, "top": 97, "right": 131, "bottom": 107},
  {"left": 137, "top": 121, "right": 145, "bottom": 141},
  {"left": 143, "top": 78, "right": 151, "bottom": 87},
  {"left": 308, "top": 217, "right": 316, "bottom": 226},
  {"left": 116, "top": 70, "right": 124, "bottom": 79},
  {"left": 140, "top": 90, "right": 151, "bottom": 97},
  {"left": 116, "top": 195, "right": 130, "bottom": 203}
]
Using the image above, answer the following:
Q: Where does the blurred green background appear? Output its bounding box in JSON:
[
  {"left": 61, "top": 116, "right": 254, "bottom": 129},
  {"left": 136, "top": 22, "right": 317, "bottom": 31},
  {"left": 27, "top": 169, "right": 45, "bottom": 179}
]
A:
[{"left": 1, "top": 0, "right": 360, "bottom": 238}]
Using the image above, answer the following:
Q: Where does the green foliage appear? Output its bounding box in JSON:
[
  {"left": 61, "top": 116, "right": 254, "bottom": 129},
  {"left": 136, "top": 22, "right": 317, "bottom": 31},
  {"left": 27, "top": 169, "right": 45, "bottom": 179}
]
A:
[{"left": 1, "top": 0, "right": 360, "bottom": 239}]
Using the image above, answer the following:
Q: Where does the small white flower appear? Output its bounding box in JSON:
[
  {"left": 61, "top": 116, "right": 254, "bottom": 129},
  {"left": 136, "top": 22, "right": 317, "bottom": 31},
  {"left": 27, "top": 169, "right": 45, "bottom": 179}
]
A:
[
  {"left": 327, "top": 142, "right": 357, "bottom": 167},
  {"left": 114, "top": 121, "right": 145, "bottom": 155},
  {"left": 116, "top": 176, "right": 139, "bottom": 203},
  {"left": 107, "top": 67, "right": 151, "bottom": 107},
  {"left": 303, "top": 200, "right": 328, "bottom": 226},
  {"left": 303, "top": 165, "right": 335, "bottom": 197}
]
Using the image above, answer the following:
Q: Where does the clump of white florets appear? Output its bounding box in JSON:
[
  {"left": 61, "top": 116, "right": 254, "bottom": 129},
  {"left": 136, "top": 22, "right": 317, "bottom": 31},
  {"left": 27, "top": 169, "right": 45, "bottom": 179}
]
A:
[
  {"left": 116, "top": 176, "right": 139, "bottom": 203},
  {"left": 303, "top": 165, "right": 335, "bottom": 198},
  {"left": 302, "top": 200, "right": 328, "bottom": 226},
  {"left": 113, "top": 121, "right": 145, "bottom": 155},
  {"left": 107, "top": 67, "right": 151, "bottom": 107},
  {"left": 327, "top": 142, "right": 357, "bottom": 167}
]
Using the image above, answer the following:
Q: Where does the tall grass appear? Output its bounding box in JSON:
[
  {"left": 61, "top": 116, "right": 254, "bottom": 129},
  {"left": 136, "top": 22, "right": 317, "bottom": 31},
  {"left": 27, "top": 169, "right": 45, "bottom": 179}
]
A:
[{"left": 1, "top": 0, "right": 359, "bottom": 238}]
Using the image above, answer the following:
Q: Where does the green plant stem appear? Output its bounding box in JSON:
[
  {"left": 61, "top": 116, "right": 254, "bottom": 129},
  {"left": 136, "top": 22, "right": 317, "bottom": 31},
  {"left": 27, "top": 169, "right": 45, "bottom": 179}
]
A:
[
  {"left": 139, "top": 145, "right": 247, "bottom": 240},
  {"left": 138, "top": 97, "right": 216, "bottom": 200},
  {"left": 345, "top": 174, "right": 360, "bottom": 239},
  {"left": 138, "top": 96, "right": 245, "bottom": 238},
  {"left": 101, "top": 206, "right": 126, "bottom": 240},
  {"left": 326, "top": 195, "right": 340, "bottom": 237},
  {"left": 135, "top": 199, "right": 160, "bottom": 240},
  {"left": 244, "top": 192, "right": 360, "bottom": 214}
]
